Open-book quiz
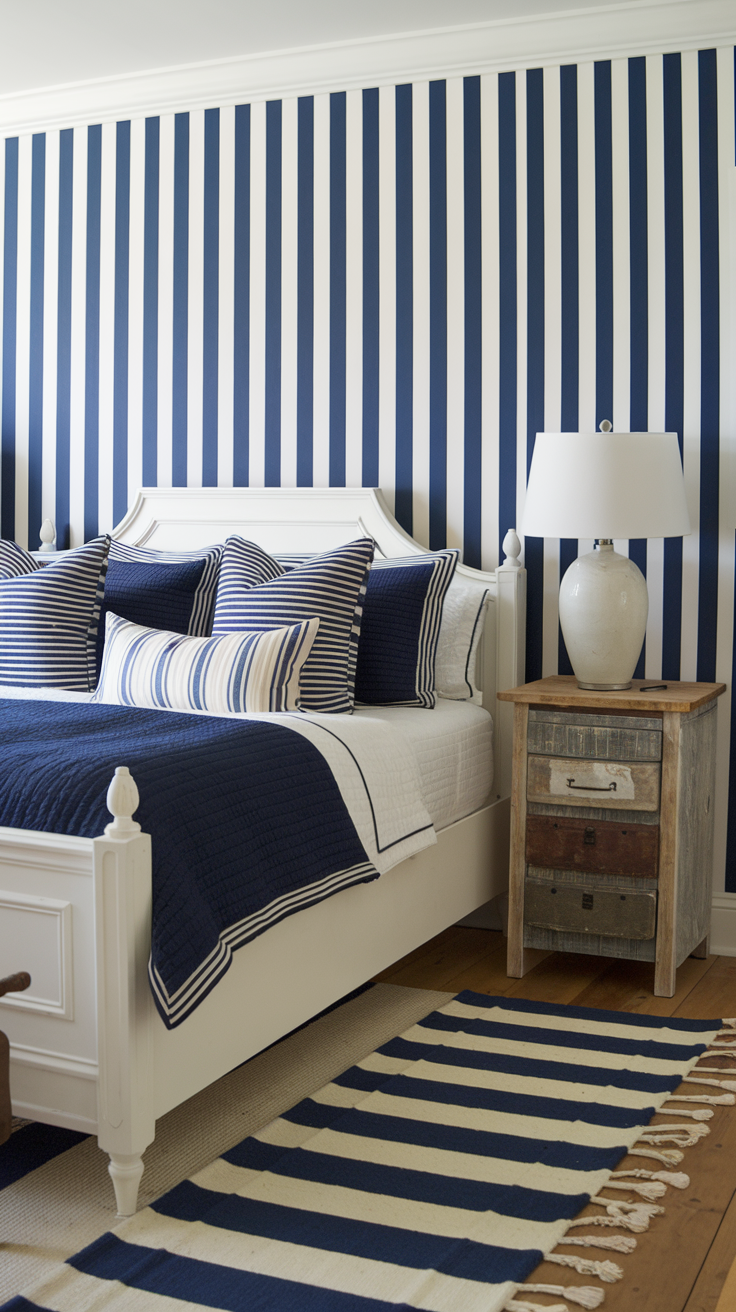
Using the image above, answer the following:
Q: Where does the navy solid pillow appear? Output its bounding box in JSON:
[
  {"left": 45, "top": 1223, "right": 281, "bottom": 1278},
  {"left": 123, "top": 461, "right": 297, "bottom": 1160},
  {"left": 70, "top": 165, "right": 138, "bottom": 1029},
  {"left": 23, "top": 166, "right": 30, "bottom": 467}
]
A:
[
  {"left": 95, "top": 558, "right": 208, "bottom": 678},
  {"left": 354, "top": 550, "right": 459, "bottom": 707}
]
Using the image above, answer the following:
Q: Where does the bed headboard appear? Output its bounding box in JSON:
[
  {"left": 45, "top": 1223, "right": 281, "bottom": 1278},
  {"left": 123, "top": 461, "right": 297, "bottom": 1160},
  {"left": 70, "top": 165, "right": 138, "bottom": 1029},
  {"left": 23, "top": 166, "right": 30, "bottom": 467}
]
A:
[{"left": 112, "top": 487, "right": 526, "bottom": 798}]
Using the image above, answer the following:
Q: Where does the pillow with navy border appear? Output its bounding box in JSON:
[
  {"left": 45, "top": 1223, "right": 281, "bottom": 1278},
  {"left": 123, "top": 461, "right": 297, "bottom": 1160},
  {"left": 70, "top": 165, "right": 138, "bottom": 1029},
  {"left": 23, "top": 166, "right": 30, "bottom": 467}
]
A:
[
  {"left": 213, "top": 536, "right": 375, "bottom": 714},
  {"left": 95, "top": 540, "right": 224, "bottom": 679},
  {"left": 0, "top": 538, "right": 41, "bottom": 579},
  {"left": 0, "top": 535, "right": 110, "bottom": 690},
  {"left": 354, "top": 549, "right": 459, "bottom": 707}
]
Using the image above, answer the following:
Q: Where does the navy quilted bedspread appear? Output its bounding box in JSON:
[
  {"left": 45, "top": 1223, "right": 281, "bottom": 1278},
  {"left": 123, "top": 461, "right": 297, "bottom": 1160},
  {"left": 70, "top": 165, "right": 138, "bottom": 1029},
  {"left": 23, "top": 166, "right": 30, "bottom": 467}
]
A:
[{"left": 0, "top": 699, "right": 377, "bottom": 1027}]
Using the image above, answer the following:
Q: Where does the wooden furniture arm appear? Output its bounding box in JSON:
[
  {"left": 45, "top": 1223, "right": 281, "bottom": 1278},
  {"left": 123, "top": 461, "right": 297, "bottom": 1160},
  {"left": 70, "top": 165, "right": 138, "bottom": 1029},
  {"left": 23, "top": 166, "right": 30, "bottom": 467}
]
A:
[{"left": 0, "top": 971, "right": 31, "bottom": 998}]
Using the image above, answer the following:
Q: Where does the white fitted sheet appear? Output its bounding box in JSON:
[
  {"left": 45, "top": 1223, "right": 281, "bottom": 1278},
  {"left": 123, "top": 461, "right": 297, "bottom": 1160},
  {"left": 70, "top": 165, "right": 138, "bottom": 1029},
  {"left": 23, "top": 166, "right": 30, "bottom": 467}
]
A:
[{"left": 352, "top": 699, "right": 494, "bottom": 831}]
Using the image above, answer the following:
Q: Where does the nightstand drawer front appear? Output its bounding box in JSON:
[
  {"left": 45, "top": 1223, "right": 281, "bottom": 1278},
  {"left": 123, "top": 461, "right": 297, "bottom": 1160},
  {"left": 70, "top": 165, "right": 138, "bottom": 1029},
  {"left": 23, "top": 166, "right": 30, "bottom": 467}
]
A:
[
  {"left": 527, "top": 755, "right": 660, "bottom": 811},
  {"left": 525, "top": 814, "right": 659, "bottom": 877},
  {"left": 525, "top": 877, "right": 657, "bottom": 939},
  {"left": 528, "top": 710, "right": 662, "bottom": 762}
]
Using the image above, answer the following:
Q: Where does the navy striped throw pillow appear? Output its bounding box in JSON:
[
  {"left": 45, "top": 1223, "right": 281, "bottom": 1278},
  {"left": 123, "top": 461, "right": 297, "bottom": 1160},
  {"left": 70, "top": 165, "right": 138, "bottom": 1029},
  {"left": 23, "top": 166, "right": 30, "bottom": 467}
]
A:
[
  {"left": 213, "top": 537, "right": 375, "bottom": 714},
  {"left": 354, "top": 550, "right": 459, "bottom": 707},
  {"left": 0, "top": 536, "right": 110, "bottom": 690},
  {"left": 0, "top": 539, "right": 40, "bottom": 579},
  {"left": 93, "top": 612, "right": 319, "bottom": 714}
]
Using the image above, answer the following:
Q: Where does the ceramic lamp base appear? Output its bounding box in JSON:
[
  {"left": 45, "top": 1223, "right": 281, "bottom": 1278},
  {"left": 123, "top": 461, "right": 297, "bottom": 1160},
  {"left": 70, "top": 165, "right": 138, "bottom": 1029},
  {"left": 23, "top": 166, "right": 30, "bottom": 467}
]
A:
[{"left": 558, "top": 543, "right": 648, "bottom": 691}]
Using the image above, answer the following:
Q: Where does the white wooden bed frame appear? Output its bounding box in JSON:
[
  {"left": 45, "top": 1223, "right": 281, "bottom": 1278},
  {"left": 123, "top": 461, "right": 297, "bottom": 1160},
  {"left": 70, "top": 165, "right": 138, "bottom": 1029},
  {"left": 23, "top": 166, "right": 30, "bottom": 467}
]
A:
[{"left": 0, "top": 487, "right": 525, "bottom": 1215}]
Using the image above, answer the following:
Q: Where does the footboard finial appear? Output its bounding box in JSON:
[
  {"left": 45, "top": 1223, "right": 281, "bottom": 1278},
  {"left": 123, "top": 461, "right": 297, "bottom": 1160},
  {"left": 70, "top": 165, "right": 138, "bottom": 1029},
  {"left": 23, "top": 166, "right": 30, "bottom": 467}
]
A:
[{"left": 105, "top": 766, "right": 142, "bottom": 836}]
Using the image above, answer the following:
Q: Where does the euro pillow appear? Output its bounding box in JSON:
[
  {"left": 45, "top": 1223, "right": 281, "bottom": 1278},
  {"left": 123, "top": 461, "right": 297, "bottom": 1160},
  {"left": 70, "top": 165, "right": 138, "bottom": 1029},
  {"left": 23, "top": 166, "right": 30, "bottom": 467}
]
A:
[
  {"left": 0, "top": 539, "right": 41, "bottom": 579},
  {"left": 213, "top": 537, "right": 375, "bottom": 714},
  {"left": 93, "top": 612, "right": 319, "bottom": 714},
  {"left": 0, "top": 536, "right": 110, "bottom": 690},
  {"left": 435, "top": 576, "right": 490, "bottom": 702},
  {"left": 354, "top": 549, "right": 458, "bottom": 707}
]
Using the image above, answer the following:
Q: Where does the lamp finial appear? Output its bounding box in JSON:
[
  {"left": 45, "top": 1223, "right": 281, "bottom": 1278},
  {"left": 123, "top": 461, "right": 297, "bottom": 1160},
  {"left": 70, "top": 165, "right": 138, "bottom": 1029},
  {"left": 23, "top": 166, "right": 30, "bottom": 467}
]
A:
[{"left": 599, "top": 419, "right": 613, "bottom": 433}]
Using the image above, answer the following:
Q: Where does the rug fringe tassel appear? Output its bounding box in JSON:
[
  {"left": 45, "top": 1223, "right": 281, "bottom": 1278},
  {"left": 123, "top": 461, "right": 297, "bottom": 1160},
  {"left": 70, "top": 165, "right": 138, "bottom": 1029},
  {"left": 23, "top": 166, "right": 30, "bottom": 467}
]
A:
[
  {"left": 568, "top": 1213, "right": 651, "bottom": 1233},
  {"left": 610, "top": 1168, "right": 689, "bottom": 1189},
  {"left": 557, "top": 1234, "right": 638, "bottom": 1254},
  {"left": 656, "top": 1105, "right": 713, "bottom": 1120},
  {"left": 589, "top": 1197, "right": 664, "bottom": 1219},
  {"left": 665, "top": 1092, "right": 735, "bottom": 1106},
  {"left": 598, "top": 1179, "right": 667, "bottom": 1201},
  {"left": 545, "top": 1252, "right": 623, "bottom": 1282},
  {"left": 683, "top": 1075, "right": 736, "bottom": 1090},
  {"left": 628, "top": 1146, "right": 684, "bottom": 1165},
  {"left": 520, "top": 1282, "right": 605, "bottom": 1308}
]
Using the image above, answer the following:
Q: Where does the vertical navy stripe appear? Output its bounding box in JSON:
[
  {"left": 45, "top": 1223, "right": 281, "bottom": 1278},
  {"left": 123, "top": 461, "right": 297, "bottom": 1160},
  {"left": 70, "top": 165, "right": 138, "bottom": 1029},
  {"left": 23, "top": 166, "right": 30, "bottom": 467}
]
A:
[
  {"left": 662, "top": 53, "right": 684, "bottom": 681},
  {"left": 464, "top": 76, "right": 482, "bottom": 569},
  {"left": 361, "top": 87, "right": 379, "bottom": 488},
  {"left": 394, "top": 83, "right": 413, "bottom": 534},
  {"left": 55, "top": 129, "right": 73, "bottom": 549},
  {"left": 594, "top": 62, "right": 613, "bottom": 430},
  {"left": 172, "top": 113, "right": 189, "bottom": 487},
  {"left": 526, "top": 68, "right": 545, "bottom": 682},
  {"left": 696, "top": 50, "right": 719, "bottom": 682},
  {"left": 113, "top": 120, "right": 130, "bottom": 528},
  {"left": 428, "top": 80, "right": 447, "bottom": 550},
  {"left": 84, "top": 125, "right": 101, "bottom": 540},
  {"left": 329, "top": 92, "right": 346, "bottom": 487},
  {"left": 297, "top": 96, "right": 314, "bottom": 487},
  {"left": 233, "top": 104, "right": 250, "bottom": 487},
  {"left": 628, "top": 56, "right": 649, "bottom": 679},
  {"left": 498, "top": 73, "right": 517, "bottom": 574},
  {"left": 142, "top": 117, "right": 160, "bottom": 487},
  {"left": 28, "top": 133, "right": 45, "bottom": 551},
  {"left": 1, "top": 138, "right": 18, "bottom": 541},
  {"left": 264, "top": 99, "right": 282, "bottom": 487},
  {"left": 202, "top": 108, "right": 219, "bottom": 487},
  {"left": 558, "top": 64, "right": 579, "bottom": 676}
]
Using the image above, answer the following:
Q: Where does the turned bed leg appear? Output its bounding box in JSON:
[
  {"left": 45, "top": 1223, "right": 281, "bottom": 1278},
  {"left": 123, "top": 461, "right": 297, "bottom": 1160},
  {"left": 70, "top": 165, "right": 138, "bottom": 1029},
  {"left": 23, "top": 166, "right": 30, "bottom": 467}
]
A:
[
  {"left": 94, "top": 768, "right": 156, "bottom": 1215},
  {"left": 108, "top": 1152, "right": 146, "bottom": 1216}
]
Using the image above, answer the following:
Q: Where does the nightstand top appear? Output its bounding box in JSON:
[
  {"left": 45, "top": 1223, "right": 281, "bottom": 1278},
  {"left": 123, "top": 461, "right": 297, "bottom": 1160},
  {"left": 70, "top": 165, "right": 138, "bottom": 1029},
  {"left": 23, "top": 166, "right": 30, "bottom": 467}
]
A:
[{"left": 497, "top": 674, "right": 726, "bottom": 714}]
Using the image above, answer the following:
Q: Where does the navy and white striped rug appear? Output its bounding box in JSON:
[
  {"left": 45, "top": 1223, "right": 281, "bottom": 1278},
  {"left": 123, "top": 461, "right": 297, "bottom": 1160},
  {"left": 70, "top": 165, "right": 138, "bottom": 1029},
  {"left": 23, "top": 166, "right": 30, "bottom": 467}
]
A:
[{"left": 3, "top": 992, "right": 728, "bottom": 1312}]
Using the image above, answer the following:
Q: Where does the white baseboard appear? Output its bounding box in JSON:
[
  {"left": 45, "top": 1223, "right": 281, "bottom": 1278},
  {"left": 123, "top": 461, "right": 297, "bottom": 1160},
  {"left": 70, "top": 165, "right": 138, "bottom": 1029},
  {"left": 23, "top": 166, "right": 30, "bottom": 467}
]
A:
[{"left": 711, "top": 894, "right": 736, "bottom": 956}]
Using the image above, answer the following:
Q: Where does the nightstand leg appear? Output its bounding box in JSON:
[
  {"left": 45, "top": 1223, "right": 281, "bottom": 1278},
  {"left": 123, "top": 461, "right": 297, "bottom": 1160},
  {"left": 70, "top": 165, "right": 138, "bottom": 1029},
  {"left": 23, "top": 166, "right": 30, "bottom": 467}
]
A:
[
  {"left": 507, "top": 703, "right": 531, "bottom": 977},
  {"left": 654, "top": 711, "right": 680, "bottom": 998},
  {"left": 691, "top": 935, "right": 709, "bottom": 960}
]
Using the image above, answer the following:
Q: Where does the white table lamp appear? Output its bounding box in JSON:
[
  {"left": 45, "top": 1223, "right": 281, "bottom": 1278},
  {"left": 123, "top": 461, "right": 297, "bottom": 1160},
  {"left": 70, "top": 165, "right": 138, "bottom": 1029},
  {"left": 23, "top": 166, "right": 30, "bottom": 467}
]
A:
[{"left": 521, "top": 427, "right": 691, "bottom": 690}]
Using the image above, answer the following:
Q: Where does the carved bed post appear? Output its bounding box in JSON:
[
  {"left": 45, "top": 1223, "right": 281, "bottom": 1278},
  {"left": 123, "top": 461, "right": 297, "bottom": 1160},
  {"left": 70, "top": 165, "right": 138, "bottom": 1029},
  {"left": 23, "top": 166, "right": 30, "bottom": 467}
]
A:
[
  {"left": 494, "top": 531, "right": 526, "bottom": 799},
  {"left": 92, "top": 767, "right": 155, "bottom": 1215}
]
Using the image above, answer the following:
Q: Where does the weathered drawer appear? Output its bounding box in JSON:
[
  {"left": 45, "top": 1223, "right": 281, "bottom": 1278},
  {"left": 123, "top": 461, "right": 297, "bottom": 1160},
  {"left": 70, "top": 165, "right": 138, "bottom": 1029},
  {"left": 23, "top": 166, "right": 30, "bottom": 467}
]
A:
[
  {"left": 528, "top": 710, "right": 662, "bottom": 762},
  {"left": 524, "top": 876, "right": 657, "bottom": 940},
  {"left": 526, "top": 814, "right": 659, "bottom": 878},
  {"left": 527, "top": 755, "right": 660, "bottom": 811}
]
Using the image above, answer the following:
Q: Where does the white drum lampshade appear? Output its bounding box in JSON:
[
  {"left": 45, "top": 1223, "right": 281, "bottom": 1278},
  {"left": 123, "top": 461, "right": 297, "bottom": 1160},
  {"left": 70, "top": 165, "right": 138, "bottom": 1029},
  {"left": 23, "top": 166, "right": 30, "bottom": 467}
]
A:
[{"left": 522, "top": 431, "right": 691, "bottom": 690}]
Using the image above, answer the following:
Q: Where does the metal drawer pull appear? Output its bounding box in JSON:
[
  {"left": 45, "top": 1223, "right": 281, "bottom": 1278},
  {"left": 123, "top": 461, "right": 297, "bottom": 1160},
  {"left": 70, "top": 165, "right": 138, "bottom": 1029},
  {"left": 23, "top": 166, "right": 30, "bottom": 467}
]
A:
[
  {"left": 566, "top": 777, "right": 617, "bottom": 792},
  {"left": 584, "top": 827, "right": 596, "bottom": 844}
]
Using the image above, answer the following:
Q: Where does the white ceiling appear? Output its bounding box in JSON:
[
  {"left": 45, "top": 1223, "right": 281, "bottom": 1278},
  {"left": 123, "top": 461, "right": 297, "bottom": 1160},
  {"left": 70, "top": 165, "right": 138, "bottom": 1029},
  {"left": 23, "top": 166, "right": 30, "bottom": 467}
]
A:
[{"left": 0, "top": 0, "right": 651, "bottom": 96}]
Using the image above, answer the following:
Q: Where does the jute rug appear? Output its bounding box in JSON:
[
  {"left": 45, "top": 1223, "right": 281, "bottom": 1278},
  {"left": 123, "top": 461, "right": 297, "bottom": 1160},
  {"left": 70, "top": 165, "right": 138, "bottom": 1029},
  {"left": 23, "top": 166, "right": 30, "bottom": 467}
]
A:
[{"left": 2, "top": 989, "right": 733, "bottom": 1312}]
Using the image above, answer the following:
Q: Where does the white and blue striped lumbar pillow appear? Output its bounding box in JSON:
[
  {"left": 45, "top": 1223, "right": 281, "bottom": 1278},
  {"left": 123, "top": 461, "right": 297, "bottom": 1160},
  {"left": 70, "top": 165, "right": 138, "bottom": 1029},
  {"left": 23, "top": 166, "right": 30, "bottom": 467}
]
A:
[
  {"left": 0, "top": 536, "right": 110, "bottom": 690},
  {"left": 93, "top": 611, "right": 320, "bottom": 714},
  {"left": 108, "top": 540, "right": 224, "bottom": 636},
  {"left": 355, "top": 549, "right": 459, "bottom": 707},
  {"left": 213, "top": 537, "right": 375, "bottom": 714},
  {"left": 0, "top": 539, "right": 40, "bottom": 579}
]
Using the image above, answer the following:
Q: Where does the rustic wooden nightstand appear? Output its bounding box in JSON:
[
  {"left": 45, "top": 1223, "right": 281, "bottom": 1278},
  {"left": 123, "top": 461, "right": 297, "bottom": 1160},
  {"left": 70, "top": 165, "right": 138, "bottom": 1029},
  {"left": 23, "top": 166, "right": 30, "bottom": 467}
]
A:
[{"left": 497, "top": 676, "right": 726, "bottom": 997}]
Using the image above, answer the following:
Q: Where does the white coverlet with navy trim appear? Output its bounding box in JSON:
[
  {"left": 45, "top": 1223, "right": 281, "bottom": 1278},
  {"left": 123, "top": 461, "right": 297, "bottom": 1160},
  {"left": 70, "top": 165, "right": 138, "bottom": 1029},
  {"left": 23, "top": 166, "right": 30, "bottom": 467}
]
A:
[{"left": 0, "top": 691, "right": 434, "bottom": 1027}]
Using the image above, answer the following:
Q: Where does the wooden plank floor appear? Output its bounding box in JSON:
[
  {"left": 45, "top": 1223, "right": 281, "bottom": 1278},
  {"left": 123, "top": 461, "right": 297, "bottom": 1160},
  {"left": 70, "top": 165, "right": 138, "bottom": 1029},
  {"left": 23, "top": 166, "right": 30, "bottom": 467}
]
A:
[{"left": 374, "top": 928, "right": 736, "bottom": 1312}]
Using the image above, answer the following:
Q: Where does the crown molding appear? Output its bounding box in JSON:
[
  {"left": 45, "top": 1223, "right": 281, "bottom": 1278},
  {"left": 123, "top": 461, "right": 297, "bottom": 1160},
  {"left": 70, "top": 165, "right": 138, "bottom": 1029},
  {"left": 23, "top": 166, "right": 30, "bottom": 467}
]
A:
[{"left": 0, "top": 0, "right": 734, "bottom": 137}]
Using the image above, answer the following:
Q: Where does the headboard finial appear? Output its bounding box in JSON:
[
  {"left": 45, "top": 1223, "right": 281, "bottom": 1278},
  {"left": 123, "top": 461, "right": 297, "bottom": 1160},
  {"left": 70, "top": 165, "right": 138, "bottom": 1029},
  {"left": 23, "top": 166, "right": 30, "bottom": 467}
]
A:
[{"left": 501, "top": 529, "right": 522, "bottom": 569}]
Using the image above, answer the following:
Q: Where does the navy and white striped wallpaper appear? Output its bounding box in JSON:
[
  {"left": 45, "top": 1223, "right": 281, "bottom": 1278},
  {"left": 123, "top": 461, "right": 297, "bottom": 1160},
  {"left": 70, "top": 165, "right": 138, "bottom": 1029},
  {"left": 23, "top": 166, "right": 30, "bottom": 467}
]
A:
[{"left": 1, "top": 49, "right": 736, "bottom": 890}]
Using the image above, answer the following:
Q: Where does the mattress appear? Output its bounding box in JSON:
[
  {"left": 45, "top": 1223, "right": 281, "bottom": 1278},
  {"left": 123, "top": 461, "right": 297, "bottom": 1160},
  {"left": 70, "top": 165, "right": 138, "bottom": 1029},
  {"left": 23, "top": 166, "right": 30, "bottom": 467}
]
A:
[{"left": 353, "top": 698, "right": 494, "bottom": 831}]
